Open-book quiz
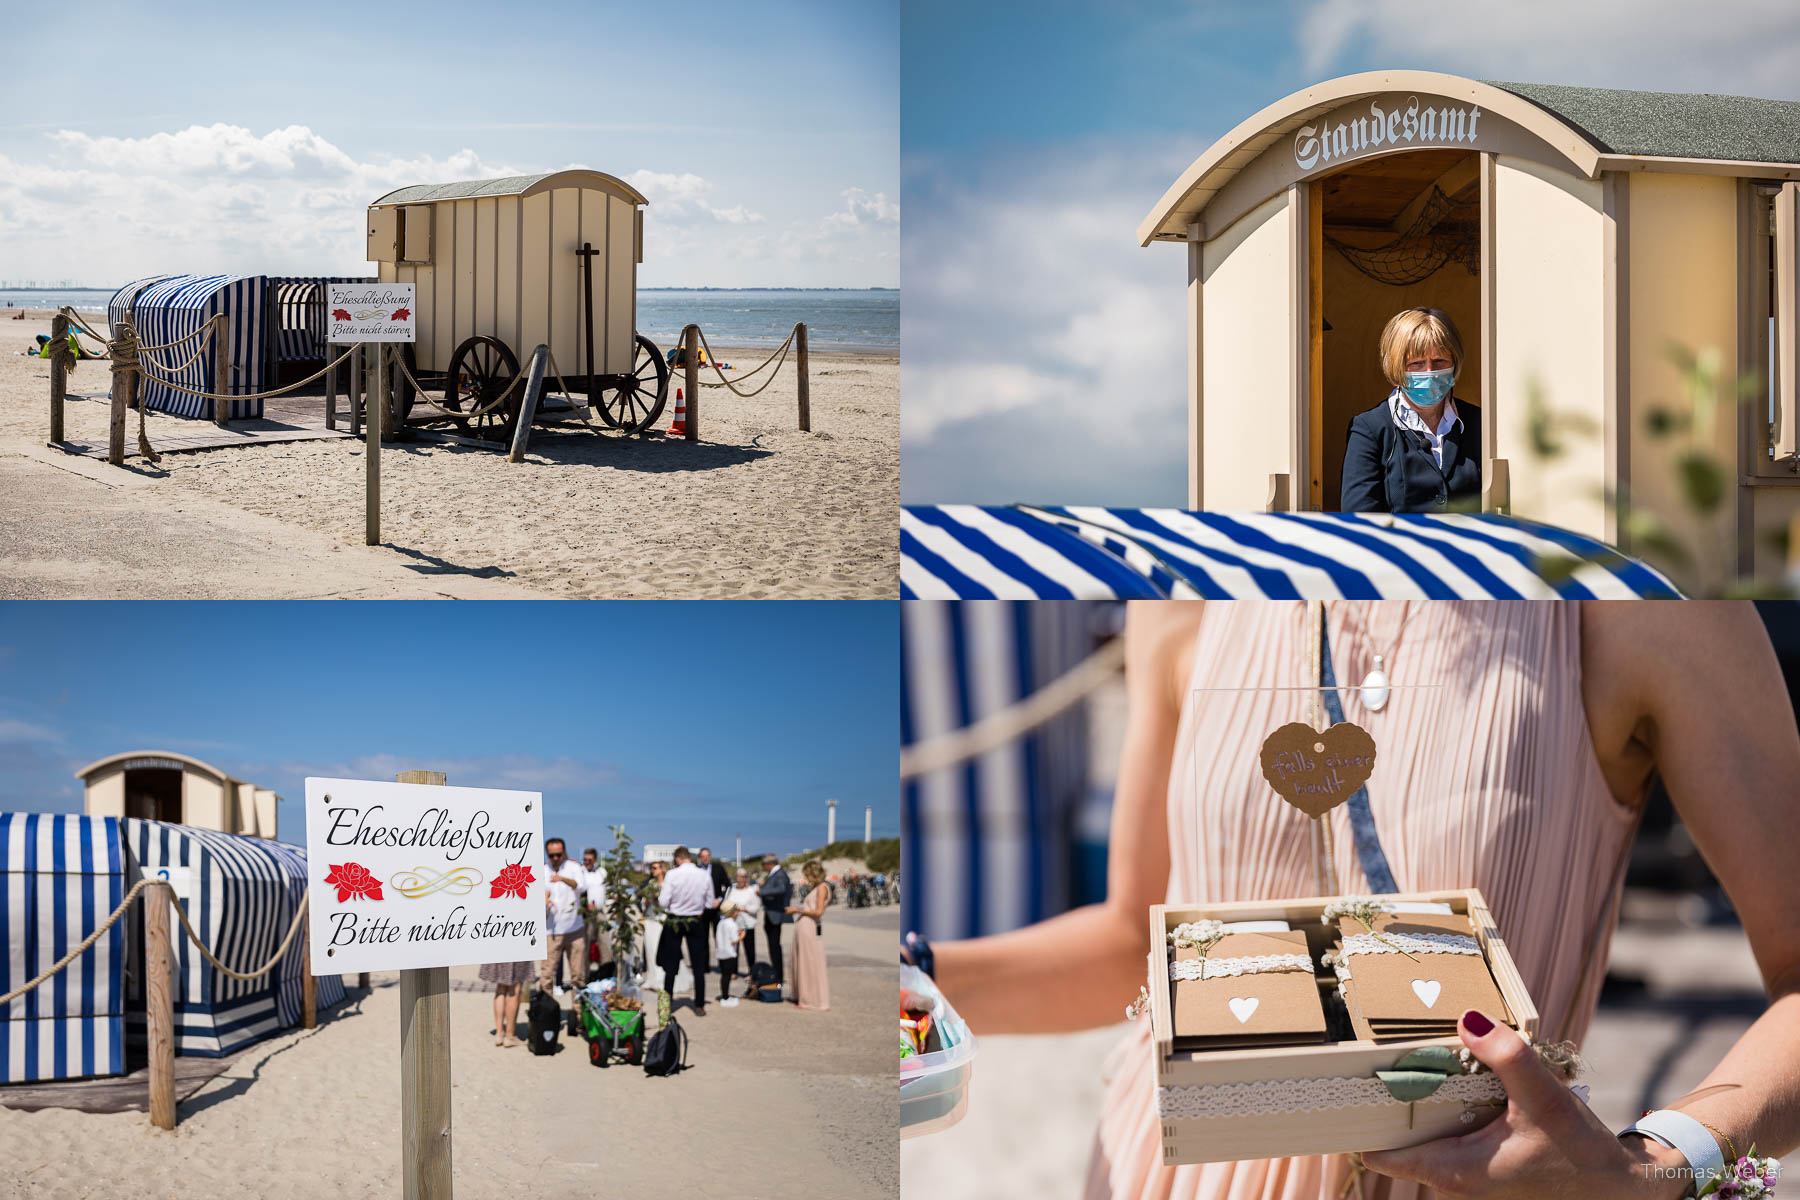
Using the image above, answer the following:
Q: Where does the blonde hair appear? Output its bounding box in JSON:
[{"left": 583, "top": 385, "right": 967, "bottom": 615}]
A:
[
  {"left": 802, "top": 860, "right": 826, "bottom": 886},
  {"left": 1378, "top": 308, "right": 1465, "bottom": 387}
]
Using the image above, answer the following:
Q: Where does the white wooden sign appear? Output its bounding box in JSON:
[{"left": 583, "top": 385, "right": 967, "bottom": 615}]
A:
[
  {"left": 304, "top": 777, "right": 544, "bottom": 975},
  {"left": 328, "top": 283, "right": 415, "bottom": 344}
]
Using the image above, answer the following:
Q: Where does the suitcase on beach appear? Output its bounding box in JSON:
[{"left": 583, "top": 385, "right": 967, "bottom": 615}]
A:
[{"left": 528, "top": 990, "right": 562, "bottom": 1055}]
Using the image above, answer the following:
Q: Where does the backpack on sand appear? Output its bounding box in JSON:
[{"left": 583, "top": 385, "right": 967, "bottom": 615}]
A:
[
  {"left": 643, "top": 1016, "right": 688, "bottom": 1077},
  {"left": 527, "top": 990, "right": 562, "bottom": 1056}
]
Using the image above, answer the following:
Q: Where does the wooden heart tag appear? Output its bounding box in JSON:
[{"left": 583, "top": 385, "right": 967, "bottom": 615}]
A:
[{"left": 1258, "top": 721, "right": 1377, "bottom": 818}]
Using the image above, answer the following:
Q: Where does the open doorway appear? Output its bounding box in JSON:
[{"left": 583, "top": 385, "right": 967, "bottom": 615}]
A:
[
  {"left": 1313, "top": 149, "right": 1483, "bottom": 510},
  {"left": 124, "top": 767, "right": 182, "bottom": 823}
]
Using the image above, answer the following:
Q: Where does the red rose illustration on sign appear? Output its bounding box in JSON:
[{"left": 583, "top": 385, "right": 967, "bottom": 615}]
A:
[
  {"left": 490, "top": 863, "right": 535, "bottom": 900},
  {"left": 332, "top": 308, "right": 352, "bottom": 322},
  {"left": 391, "top": 307, "right": 410, "bottom": 321},
  {"left": 325, "top": 862, "right": 383, "bottom": 902}
]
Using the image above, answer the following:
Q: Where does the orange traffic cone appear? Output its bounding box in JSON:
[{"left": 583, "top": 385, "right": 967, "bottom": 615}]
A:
[{"left": 666, "top": 387, "right": 688, "bottom": 437}]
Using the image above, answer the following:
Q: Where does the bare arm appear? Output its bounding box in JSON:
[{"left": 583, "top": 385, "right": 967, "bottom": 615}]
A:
[
  {"left": 1584, "top": 601, "right": 1800, "bottom": 1161},
  {"left": 930, "top": 602, "right": 1199, "bottom": 1033}
]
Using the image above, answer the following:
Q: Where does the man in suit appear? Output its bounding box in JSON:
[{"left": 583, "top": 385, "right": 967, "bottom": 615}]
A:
[
  {"left": 699, "top": 847, "right": 730, "bottom": 956},
  {"left": 758, "top": 853, "right": 794, "bottom": 986}
]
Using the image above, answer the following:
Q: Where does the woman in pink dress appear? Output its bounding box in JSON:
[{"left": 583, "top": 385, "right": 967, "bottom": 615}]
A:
[
  {"left": 789, "top": 860, "right": 832, "bottom": 1010},
  {"left": 916, "top": 602, "right": 1800, "bottom": 1199}
]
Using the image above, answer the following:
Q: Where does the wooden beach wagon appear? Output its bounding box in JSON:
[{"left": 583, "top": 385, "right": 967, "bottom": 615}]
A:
[{"left": 366, "top": 169, "right": 670, "bottom": 441}]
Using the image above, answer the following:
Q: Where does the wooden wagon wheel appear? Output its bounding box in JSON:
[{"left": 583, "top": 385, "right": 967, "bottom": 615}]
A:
[
  {"left": 444, "top": 335, "right": 521, "bottom": 441},
  {"left": 393, "top": 343, "right": 418, "bottom": 422},
  {"left": 593, "top": 334, "right": 670, "bottom": 434}
]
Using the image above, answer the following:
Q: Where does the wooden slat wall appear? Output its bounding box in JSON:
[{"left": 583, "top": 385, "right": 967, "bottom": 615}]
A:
[
  {"left": 578, "top": 190, "right": 609, "bottom": 374},
  {"left": 474, "top": 197, "right": 497, "bottom": 341},
  {"left": 496, "top": 195, "right": 521, "bottom": 356},
  {"left": 550, "top": 189, "right": 581, "bottom": 376},
  {"left": 607, "top": 195, "right": 635, "bottom": 371},
  {"left": 433, "top": 202, "right": 457, "bottom": 373},
  {"left": 521, "top": 193, "right": 551, "bottom": 365},
  {"left": 453, "top": 200, "right": 477, "bottom": 358}
]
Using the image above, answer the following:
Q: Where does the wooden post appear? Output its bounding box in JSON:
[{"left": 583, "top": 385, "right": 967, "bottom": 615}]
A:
[
  {"left": 108, "top": 338, "right": 129, "bottom": 467},
  {"left": 213, "top": 314, "right": 231, "bottom": 426},
  {"left": 302, "top": 908, "right": 318, "bottom": 1030},
  {"left": 395, "top": 769, "right": 452, "bottom": 1200},
  {"left": 683, "top": 324, "right": 700, "bottom": 442},
  {"left": 795, "top": 322, "right": 810, "bottom": 433},
  {"left": 358, "top": 972, "right": 370, "bottom": 990},
  {"left": 48, "top": 313, "right": 69, "bottom": 444},
  {"left": 325, "top": 342, "right": 338, "bottom": 431},
  {"left": 366, "top": 344, "right": 383, "bottom": 546},
  {"left": 349, "top": 345, "right": 363, "bottom": 438},
  {"left": 391, "top": 347, "right": 406, "bottom": 439},
  {"left": 146, "top": 881, "right": 176, "bottom": 1131},
  {"left": 509, "top": 345, "right": 548, "bottom": 463}
]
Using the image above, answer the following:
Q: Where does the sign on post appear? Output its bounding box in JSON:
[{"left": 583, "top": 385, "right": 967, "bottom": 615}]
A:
[
  {"left": 328, "top": 283, "right": 416, "bottom": 344},
  {"left": 303, "top": 777, "right": 544, "bottom": 974}
]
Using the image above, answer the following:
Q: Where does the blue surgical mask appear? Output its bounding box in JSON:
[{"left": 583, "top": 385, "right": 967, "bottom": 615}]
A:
[{"left": 1402, "top": 368, "right": 1454, "bottom": 407}]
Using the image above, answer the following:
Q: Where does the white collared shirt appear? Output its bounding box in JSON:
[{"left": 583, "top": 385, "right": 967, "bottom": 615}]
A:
[
  {"left": 544, "top": 858, "right": 587, "bottom": 935},
  {"left": 583, "top": 863, "right": 607, "bottom": 911},
  {"left": 658, "top": 861, "right": 714, "bottom": 917},
  {"left": 1387, "top": 390, "right": 1462, "bottom": 471}
]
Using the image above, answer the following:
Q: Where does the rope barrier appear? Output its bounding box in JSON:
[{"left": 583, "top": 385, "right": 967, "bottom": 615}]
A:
[
  {"left": 132, "top": 342, "right": 360, "bottom": 405},
  {"left": 0, "top": 880, "right": 311, "bottom": 1008},
  {"left": 134, "top": 317, "right": 218, "bottom": 377},
  {"left": 55, "top": 307, "right": 113, "bottom": 359},
  {"left": 688, "top": 324, "right": 797, "bottom": 398},
  {"left": 898, "top": 637, "right": 1127, "bottom": 779},
  {"left": 389, "top": 343, "right": 529, "bottom": 421},
  {"left": 106, "top": 322, "right": 160, "bottom": 464}
]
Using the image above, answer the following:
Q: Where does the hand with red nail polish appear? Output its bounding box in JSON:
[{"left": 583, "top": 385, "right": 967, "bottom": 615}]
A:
[{"left": 1357, "top": 1010, "right": 1688, "bottom": 1199}]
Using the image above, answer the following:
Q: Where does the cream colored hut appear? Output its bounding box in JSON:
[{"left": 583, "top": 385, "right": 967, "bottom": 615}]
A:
[
  {"left": 1142, "top": 71, "right": 1800, "bottom": 586},
  {"left": 366, "top": 170, "right": 666, "bottom": 437},
  {"left": 77, "top": 751, "right": 279, "bottom": 839}
]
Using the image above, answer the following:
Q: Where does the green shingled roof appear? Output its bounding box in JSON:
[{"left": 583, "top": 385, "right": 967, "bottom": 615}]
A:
[{"left": 1488, "top": 80, "right": 1800, "bottom": 165}]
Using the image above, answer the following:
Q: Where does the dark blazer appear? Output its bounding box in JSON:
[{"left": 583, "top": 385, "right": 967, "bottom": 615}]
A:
[
  {"left": 759, "top": 866, "right": 794, "bottom": 925},
  {"left": 707, "top": 860, "right": 730, "bottom": 900},
  {"left": 1340, "top": 396, "right": 1482, "bottom": 514}
]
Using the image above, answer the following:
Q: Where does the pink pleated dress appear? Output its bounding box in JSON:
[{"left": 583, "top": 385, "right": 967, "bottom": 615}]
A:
[{"left": 1085, "top": 601, "right": 1641, "bottom": 1200}]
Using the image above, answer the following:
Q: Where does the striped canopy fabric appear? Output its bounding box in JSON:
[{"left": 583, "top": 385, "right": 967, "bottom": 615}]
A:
[
  {"left": 267, "top": 276, "right": 378, "bottom": 363},
  {"left": 109, "top": 275, "right": 269, "bottom": 420},
  {"left": 901, "top": 602, "right": 1093, "bottom": 941},
  {"left": 902, "top": 505, "right": 1682, "bottom": 599},
  {"left": 1, "top": 814, "right": 127, "bottom": 1084},
  {"left": 125, "top": 820, "right": 345, "bottom": 1059}
]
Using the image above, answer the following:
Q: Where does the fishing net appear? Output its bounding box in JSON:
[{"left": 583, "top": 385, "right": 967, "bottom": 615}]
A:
[{"left": 1326, "top": 185, "right": 1479, "bottom": 285}]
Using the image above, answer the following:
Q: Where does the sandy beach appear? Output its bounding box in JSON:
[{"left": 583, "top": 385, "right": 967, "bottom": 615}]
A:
[
  {"left": 0, "top": 904, "right": 899, "bottom": 1199},
  {"left": 0, "top": 314, "right": 897, "bottom": 599}
]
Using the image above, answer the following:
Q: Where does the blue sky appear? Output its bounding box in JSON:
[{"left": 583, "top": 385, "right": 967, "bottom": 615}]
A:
[
  {"left": 0, "top": 601, "right": 897, "bottom": 861},
  {"left": 901, "top": 0, "right": 1800, "bottom": 506},
  {"left": 0, "top": 0, "right": 897, "bottom": 287}
]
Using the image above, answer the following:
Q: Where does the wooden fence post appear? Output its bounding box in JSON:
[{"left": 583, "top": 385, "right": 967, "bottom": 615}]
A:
[
  {"left": 366, "top": 344, "right": 383, "bottom": 546},
  {"left": 213, "top": 314, "right": 231, "bottom": 427},
  {"left": 395, "top": 769, "right": 452, "bottom": 1200},
  {"left": 146, "top": 881, "right": 176, "bottom": 1131},
  {"left": 326, "top": 344, "right": 338, "bottom": 431},
  {"left": 48, "top": 313, "right": 68, "bottom": 444},
  {"left": 108, "top": 334, "right": 130, "bottom": 467},
  {"left": 683, "top": 324, "right": 700, "bottom": 442},
  {"left": 303, "top": 907, "right": 318, "bottom": 1030},
  {"left": 795, "top": 322, "right": 810, "bottom": 433},
  {"left": 358, "top": 971, "right": 370, "bottom": 990},
  {"left": 349, "top": 345, "right": 363, "bottom": 437}
]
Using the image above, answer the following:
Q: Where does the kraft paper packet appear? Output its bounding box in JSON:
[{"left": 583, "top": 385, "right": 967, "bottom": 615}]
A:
[
  {"left": 1172, "top": 930, "right": 1328, "bottom": 1047},
  {"left": 1335, "top": 912, "right": 1511, "bottom": 1029}
]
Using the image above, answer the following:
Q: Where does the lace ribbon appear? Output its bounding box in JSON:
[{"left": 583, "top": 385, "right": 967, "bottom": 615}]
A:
[
  {"left": 1338, "top": 931, "right": 1480, "bottom": 959},
  {"left": 1169, "top": 953, "right": 1314, "bottom": 981},
  {"left": 1157, "top": 1072, "right": 1506, "bottom": 1119}
]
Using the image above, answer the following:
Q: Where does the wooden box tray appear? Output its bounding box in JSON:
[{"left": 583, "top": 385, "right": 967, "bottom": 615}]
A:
[{"left": 1147, "top": 887, "right": 1536, "bottom": 1165}]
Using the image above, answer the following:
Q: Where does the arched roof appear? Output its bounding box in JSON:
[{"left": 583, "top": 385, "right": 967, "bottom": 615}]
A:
[
  {"left": 371, "top": 169, "right": 648, "bottom": 209},
  {"left": 1139, "top": 71, "right": 1800, "bottom": 246},
  {"left": 75, "top": 750, "right": 233, "bottom": 784}
]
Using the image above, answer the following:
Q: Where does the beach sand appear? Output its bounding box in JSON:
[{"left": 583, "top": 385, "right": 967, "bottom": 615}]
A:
[
  {"left": 0, "top": 905, "right": 899, "bottom": 1199},
  {"left": 0, "top": 314, "right": 897, "bottom": 599}
]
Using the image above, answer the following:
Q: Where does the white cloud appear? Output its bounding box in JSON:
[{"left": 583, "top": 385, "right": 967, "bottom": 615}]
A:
[
  {"left": 1297, "top": 0, "right": 1800, "bottom": 97},
  {"left": 0, "top": 124, "right": 885, "bottom": 286},
  {"left": 900, "top": 142, "right": 1192, "bottom": 506},
  {"left": 0, "top": 717, "right": 60, "bottom": 745}
]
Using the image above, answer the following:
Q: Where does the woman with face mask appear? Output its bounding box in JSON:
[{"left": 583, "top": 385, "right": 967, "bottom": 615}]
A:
[{"left": 1339, "top": 307, "right": 1481, "bottom": 513}]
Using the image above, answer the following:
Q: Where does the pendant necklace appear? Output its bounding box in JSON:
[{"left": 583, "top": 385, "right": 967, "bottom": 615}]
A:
[{"left": 1351, "top": 603, "right": 1401, "bottom": 712}]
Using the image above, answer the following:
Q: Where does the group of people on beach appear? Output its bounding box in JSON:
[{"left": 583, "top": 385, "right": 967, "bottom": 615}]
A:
[{"left": 478, "top": 837, "right": 832, "bottom": 1047}]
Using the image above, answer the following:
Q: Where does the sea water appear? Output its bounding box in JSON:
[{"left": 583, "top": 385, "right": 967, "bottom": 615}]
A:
[{"left": 1, "top": 287, "right": 900, "bottom": 353}]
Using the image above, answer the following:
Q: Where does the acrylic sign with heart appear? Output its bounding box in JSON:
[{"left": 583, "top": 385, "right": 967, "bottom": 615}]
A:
[
  {"left": 1258, "top": 721, "right": 1378, "bottom": 819},
  {"left": 1227, "top": 996, "right": 1260, "bottom": 1024}
]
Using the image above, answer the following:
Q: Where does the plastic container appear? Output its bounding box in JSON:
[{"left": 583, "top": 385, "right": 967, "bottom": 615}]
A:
[{"left": 900, "top": 965, "right": 977, "bottom": 1139}]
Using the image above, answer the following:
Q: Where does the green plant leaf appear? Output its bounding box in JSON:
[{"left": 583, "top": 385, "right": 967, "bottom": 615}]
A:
[
  {"left": 1676, "top": 452, "right": 1727, "bottom": 513},
  {"left": 1375, "top": 1070, "right": 1449, "bottom": 1102},
  {"left": 1392, "top": 1045, "right": 1462, "bottom": 1074}
]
